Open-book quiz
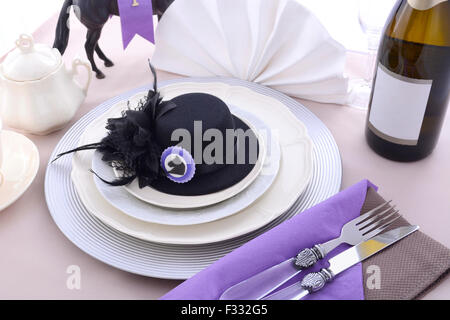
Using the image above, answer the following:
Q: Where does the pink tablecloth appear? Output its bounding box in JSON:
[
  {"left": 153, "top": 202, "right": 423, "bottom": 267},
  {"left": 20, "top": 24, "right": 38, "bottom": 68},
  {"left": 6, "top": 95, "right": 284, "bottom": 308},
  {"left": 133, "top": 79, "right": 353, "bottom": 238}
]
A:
[{"left": 0, "top": 15, "right": 449, "bottom": 299}]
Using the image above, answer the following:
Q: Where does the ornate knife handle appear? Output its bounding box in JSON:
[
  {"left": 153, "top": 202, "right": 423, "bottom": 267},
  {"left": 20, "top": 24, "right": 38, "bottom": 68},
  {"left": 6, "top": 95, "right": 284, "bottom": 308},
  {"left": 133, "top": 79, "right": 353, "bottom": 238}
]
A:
[
  {"left": 300, "top": 269, "right": 334, "bottom": 293},
  {"left": 294, "top": 245, "right": 325, "bottom": 269}
]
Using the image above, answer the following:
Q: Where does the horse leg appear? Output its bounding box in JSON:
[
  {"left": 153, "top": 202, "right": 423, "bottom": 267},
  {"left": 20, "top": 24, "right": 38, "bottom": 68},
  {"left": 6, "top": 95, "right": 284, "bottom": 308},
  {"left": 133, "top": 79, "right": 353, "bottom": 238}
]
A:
[
  {"left": 85, "top": 28, "right": 105, "bottom": 79},
  {"left": 95, "top": 44, "right": 114, "bottom": 67}
]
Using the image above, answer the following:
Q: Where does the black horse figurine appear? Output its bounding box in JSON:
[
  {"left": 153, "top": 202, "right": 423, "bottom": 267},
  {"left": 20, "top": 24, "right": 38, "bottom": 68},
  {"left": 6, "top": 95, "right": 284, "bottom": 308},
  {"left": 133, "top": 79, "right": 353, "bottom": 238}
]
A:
[{"left": 53, "top": 0, "right": 174, "bottom": 79}]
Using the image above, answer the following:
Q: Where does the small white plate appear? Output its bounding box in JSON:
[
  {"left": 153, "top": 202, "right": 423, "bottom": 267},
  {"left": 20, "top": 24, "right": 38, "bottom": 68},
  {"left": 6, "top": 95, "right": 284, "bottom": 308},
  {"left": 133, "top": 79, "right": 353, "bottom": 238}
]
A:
[
  {"left": 116, "top": 104, "right": 267, "bottom": 209},
  {"left": 91, "top": 106, "right": 280, "bottom": 225},
  {"left": 0, "top": 131, "right": 39, "bottom": 211}
]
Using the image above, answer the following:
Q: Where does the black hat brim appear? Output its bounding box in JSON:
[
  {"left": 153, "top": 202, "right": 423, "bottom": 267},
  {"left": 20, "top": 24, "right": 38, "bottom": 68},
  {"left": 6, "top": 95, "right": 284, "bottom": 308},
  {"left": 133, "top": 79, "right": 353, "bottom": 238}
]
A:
[{"left": 149, "top": 115, "right": 259, "bottom": 196}]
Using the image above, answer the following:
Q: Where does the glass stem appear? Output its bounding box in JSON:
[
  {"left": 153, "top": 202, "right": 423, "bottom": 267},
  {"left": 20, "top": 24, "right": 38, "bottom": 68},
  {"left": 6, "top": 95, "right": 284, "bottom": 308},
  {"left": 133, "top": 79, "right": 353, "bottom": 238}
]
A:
[{"left": 365, "top": 32, "right": 381, "bottom": 85}]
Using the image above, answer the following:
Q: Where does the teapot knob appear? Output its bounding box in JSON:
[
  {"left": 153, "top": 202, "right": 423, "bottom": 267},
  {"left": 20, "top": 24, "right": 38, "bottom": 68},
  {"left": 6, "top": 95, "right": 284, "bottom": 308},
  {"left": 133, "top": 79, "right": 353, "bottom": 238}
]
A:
[{"left": 15, "top": 34, "right": 35, "bottom": 53}]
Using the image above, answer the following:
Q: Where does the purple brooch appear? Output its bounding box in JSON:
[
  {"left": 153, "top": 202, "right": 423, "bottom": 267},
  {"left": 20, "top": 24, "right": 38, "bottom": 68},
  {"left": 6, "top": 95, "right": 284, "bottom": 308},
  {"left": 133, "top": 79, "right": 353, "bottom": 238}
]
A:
[{"left": 160, "top": 146, "right": 196, "bottom": 183}]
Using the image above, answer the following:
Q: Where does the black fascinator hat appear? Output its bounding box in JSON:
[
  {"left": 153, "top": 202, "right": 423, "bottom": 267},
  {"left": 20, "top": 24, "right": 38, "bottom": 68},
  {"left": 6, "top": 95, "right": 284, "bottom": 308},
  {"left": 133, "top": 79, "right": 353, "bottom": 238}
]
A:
[{"left": 53, "top": 63, "right": 260, "bottom": 196}]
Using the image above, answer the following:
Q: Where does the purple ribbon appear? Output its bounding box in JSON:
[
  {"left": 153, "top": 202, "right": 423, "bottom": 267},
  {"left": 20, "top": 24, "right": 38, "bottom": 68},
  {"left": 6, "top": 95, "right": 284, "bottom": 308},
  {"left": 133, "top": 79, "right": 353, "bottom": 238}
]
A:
[{"left": 117, "top": 0, "right": 155, "bottom": 49}]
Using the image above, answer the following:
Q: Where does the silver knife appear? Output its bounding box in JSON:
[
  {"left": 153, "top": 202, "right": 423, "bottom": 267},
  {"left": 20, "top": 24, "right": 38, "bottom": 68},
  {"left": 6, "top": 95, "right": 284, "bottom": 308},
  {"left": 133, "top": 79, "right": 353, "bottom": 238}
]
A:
[{"left": 263, "top": 225, "right": 419, "bottom": 300}]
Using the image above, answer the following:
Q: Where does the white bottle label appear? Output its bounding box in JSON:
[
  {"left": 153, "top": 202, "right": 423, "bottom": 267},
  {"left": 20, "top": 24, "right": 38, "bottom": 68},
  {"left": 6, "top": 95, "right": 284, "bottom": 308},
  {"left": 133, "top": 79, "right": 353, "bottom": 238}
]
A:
[{"left": 368, "top": 64, "right": 432, "bottom": 146}]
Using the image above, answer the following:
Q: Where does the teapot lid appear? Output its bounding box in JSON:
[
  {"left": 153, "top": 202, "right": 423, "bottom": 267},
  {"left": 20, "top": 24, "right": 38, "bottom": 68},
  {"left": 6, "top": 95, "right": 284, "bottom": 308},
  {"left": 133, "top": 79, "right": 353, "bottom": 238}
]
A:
[{"left": 1, "top": 34, "right": 61, "bottom": 82}]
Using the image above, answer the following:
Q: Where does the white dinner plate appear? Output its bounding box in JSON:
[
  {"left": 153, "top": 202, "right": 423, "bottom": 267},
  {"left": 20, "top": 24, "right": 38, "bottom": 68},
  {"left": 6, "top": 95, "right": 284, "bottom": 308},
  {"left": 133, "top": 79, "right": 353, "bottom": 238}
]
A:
[
  {"left": 91, "top": 104, "right": 280, "bottom": 225},
  {"left": 71, "top": 81, "right": 313, "bottom": 244},
  {"left": 45, "top": 77, "right": 341, "bottom": 279}
]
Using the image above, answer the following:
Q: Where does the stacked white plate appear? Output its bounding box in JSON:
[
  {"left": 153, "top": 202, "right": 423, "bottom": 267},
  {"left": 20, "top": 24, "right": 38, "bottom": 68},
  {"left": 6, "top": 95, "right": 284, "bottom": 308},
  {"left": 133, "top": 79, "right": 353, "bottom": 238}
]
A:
[{"left": 45, "top": 77, "right": 341, "bottom": 279}]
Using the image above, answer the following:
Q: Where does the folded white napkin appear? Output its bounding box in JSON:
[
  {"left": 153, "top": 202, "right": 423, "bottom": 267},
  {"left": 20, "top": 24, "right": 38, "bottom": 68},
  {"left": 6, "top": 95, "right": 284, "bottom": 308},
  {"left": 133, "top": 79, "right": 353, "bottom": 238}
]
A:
[{"left": 152, "top": 0, "right": 349, "bottom": 104}]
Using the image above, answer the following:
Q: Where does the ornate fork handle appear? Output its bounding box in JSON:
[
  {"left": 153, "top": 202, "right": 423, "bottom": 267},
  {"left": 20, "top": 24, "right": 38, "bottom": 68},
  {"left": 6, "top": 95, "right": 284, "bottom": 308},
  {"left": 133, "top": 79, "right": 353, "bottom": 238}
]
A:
[
  {"left": 294, "top": 237, "right": 341, "bottom": 269},
  {"left": 294, "top": 246, "right": 324, "bottom": 269}
]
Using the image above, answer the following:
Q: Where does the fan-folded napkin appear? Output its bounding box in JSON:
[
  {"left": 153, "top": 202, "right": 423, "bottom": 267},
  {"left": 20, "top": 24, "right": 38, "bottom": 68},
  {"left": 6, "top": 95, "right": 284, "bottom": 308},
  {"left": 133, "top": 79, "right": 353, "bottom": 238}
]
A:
[{"left": 152, "top": 0, "right": 349, "bottom": 104}]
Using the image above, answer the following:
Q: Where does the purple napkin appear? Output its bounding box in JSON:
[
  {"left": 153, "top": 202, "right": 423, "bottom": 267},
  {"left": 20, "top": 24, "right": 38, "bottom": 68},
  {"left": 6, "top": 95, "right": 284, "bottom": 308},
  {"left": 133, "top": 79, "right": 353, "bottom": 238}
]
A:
[{"left": 162, "top": 180, "right": 376, "bottom": 300}]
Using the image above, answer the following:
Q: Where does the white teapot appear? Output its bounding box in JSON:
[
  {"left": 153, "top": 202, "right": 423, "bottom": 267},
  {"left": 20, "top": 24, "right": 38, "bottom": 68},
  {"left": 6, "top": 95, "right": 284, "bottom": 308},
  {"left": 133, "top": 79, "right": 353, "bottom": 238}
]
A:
[{"left": 0, "top": 34, "right": 92, "bottom": 135}]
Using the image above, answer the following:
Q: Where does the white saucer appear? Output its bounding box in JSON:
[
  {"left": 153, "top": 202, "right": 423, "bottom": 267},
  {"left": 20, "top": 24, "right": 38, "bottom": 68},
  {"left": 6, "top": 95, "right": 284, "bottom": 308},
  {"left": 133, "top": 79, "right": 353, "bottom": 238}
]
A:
[
  {"left": 90, "top": 105, "right": 280, "bottom": 225},
  {"left": 0, "top": 131, "right": 39, "bottom": 211}
]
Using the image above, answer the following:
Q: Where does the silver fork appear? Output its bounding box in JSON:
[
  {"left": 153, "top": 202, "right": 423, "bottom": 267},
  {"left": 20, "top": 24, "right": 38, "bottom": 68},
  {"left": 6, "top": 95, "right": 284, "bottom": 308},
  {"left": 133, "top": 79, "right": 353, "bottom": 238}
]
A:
[
  {"left": 219, "top": 201, "right": 401, "bottom": 300},
  {"left": 295, "top": 200, "right": 401, "bottom": 268}
]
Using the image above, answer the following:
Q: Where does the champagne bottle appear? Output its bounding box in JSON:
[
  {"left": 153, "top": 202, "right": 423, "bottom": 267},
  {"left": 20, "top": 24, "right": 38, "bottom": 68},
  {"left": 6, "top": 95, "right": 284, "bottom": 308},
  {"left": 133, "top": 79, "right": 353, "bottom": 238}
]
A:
[{"left": 365, "top": 0, "right": 450, "bottom": 161}]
